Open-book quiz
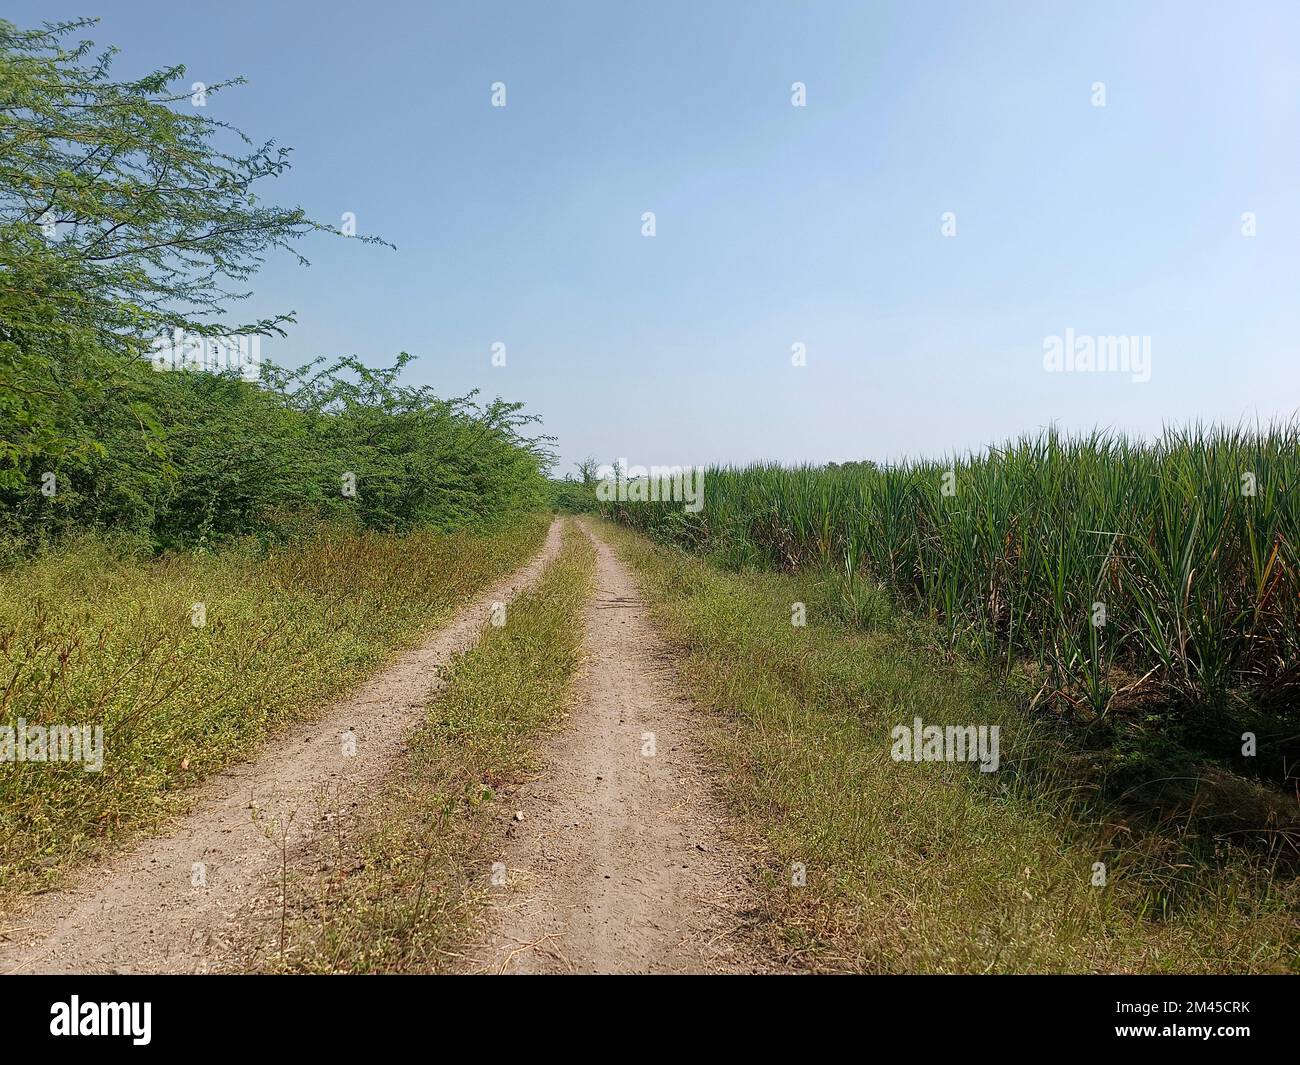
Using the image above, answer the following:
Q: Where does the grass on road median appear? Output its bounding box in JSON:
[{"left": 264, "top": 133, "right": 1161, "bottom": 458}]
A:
[{"left": 265, "top": 521, "right": 596, "bottom": 973}]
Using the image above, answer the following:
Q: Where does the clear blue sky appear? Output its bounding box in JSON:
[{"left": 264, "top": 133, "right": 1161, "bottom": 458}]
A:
[{"left": 16, "top": 1, "right": 1300, "bottom": 473}]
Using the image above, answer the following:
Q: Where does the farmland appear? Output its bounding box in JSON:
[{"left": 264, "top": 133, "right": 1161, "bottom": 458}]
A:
[
  {"left": 0, "top": 10, "right": 1296, "bottom": 992},
  {"left": 600, "top": 428, "right": 1299, "bottom": 749}
]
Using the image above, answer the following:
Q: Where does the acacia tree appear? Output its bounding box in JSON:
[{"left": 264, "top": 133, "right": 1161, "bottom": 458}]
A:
[{"left": 0, "top": 17, "right": 385, "bottom": 487}]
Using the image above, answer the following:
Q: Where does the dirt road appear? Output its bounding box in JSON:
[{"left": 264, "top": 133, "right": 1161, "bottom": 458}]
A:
[
  {"left": 0, "top": 520, "right": 565, "bottom": 975},
  {"left": 463, "top": 521, "right": 764, "bottom": 974},
  {"left": 2, "top": 517, "right": 766, "bottom": 975}
]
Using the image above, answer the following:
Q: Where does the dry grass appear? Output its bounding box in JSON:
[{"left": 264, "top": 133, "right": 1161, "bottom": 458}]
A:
[
  {"left": 0, "top": 516, "right": 550, "bottom": 908},
  {"left": 261, "top": 522, "right": 596, "bottom": 973},
  {"left": 599, "top": 519, "right": 1298, "bottom": 974}
]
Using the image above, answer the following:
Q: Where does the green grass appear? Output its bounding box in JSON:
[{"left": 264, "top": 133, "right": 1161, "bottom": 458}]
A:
[
  {"left": 262, "top": 521, "right": 596, "bottom": 973},
  {"left": 599, "top": 519, "right": 1298, "bottom": 974},
  {"left": 0, "top": 516, "right": 550, "bottom": 908},
  {"left": 601, "top": 427, "right": 1299, "bottom": 739}
]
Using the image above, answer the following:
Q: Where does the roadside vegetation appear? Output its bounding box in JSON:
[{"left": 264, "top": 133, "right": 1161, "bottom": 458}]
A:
[
  {"left": 599, "top": 519, "right": 1297, "bottom": 973},
  {"left": 0, "top": 17, "right": 560, "bottom": 914},
  {"left": 259, "top": 523, "right": 596, "bottom": 974},
  {"left": 1, "top": 348, "right": 553, "bottom": 557},
  {"left": 4, "top": 14, "right": 1292, "bottom": 975},
  {"left": 0, "top": 516, "right": 550, "bottom": 907},
  {"left": 599, "top": 429, "right": 1299, "bottom": 792},
  {"left": 1, "top": 16, "right": 553, "bottom": 561}
]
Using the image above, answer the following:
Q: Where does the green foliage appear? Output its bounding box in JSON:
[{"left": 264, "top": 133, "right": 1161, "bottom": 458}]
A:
[
  {"left": 0, "top": 354, "right": 553, "bottom": 549},
  {"left": 0, "top": 17, "right": 390, "bottom": 483},
  {"left": 602, "top": 427, "right": 1300, "bottom": 729},
  {"left": 547, "top": 477, "right": 598, "bottom": 513},
  {"left": 0, "top": 18, "right": 550, "bottom": 547},
  {"left": 546, "top": 457, "right": 600, "bottom": 513}
]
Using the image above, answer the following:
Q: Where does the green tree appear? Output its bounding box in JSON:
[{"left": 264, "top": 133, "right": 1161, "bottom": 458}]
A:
[{"left": 0, "top": 17, "right": 384, "bottom": 488}]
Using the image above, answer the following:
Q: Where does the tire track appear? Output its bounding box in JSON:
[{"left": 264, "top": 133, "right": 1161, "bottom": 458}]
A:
[
  {"left": 465, "top": 519, "right": 766, "bottom": 974},
  {"left": 0, "top": 518, "right": 565, "bottom": 974}
]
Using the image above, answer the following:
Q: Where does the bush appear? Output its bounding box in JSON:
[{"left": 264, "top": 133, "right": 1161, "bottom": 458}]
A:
[{"left": 0, "top": 354, "right": 552, "bottom": 551}]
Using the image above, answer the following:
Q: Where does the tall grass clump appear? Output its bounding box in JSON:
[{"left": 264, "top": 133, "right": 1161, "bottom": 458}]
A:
[{"left": 602, "top": 426, "right": 1299, "bottom": 745}]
